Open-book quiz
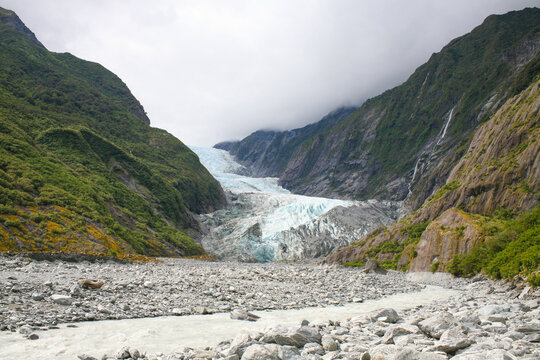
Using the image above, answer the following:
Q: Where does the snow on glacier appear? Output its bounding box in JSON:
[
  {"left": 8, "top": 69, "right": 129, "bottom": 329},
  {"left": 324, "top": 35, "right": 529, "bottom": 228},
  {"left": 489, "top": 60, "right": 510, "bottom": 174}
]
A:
[
  {"left": 192, "top": 146, "right": 352, "bottom": 232},
  {"left": 190, "top": 146, "right": 400, "bottom": 262}
]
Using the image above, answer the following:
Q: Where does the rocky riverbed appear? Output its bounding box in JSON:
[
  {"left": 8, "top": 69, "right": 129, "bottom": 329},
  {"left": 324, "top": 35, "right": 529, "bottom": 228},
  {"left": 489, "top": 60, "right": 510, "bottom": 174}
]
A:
[
  {"left": 0, "top": 255, "right": 538, "bottom": 360},
  {"left": 0, "top": 255, "right": 420, "bottom": 334}
]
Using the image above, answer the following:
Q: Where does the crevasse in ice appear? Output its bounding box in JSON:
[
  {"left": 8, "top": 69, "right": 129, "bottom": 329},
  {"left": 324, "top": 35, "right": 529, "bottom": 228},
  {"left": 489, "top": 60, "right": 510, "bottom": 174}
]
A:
[{"left": 191, "top": 146, "right": 401, "bottom": 262}]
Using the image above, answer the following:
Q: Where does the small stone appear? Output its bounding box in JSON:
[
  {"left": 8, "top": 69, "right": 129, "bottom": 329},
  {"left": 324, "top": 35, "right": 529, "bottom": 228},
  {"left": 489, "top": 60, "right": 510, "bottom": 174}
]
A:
[
  {"left": 78, "top": 279, "right": 104, "bottom": 289},
  {"left": 171, "top": 308, "right": 183, "bottom": 315},
  {"left": 31, "top": 292, "right": 44, "bottom": 301},
  {"left": 230, "top": 309, "right": 260, "bottom": 322},
  {"left": 97, "top": 305, "right": 112, "bottom": 314},
  {"left": 27, "top": 333, "right": 39, "bottom": 340},
  {"left": 77, "top": 354, "right": 98, "bottom": 360},
  {"left": 51, "top": 294, "right": 73, "bottom": 305}
]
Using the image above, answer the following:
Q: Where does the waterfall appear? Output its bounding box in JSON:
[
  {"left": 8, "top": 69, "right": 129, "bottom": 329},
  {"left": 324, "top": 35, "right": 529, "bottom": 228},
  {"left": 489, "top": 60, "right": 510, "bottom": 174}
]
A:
[
  {"left": 436, "top": 107, "right": 455, "bottom": 145},
  {"left": 407, "top": 107, "right": 455, "bottom": 197}
]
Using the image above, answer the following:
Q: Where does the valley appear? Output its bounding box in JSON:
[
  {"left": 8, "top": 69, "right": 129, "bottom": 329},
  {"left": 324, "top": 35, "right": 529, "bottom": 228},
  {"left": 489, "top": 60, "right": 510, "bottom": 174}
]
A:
[{"left": 0, "top": 4, "right": 538, "bottom": 360}]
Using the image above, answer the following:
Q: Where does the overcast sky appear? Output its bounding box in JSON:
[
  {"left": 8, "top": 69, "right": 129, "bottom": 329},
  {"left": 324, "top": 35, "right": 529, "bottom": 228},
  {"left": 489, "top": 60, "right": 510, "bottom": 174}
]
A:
[{"left": 2, "top": 1, "right": 538, "bottom": 146}]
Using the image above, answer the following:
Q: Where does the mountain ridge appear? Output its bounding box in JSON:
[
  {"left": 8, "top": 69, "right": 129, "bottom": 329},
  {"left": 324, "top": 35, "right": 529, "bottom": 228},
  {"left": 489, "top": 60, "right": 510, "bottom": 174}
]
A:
[
  {"left": 324, "top": 77, "right": 539, "bottom": 281},
  {"left": 219, "top": 8, "right": 540, "bottom": 211}
]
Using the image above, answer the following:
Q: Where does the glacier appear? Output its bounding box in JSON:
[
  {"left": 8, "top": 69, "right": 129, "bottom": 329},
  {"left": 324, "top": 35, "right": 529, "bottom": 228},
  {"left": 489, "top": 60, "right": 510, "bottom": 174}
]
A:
[{"left": 191, "top": 146, "right": 402, "bottom": 262}]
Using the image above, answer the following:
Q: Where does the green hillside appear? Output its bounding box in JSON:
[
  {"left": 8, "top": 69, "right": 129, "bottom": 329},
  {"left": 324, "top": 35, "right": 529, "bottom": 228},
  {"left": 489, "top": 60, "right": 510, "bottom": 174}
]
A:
[{"left": 0, "top": 8, "right": 225, "bottom": 258}]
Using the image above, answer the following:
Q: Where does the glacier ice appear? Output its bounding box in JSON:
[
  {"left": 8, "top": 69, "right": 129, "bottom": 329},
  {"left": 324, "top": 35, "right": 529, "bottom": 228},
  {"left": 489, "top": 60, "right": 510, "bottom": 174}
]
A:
[{"left": 191, "top": 146, "right": 402, "bottom": 262}]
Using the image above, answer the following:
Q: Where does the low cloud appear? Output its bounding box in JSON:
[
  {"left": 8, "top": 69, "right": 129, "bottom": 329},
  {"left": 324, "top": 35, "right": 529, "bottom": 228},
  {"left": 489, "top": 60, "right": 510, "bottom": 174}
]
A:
[{"left": 2, "top": 0, "right": 537, "bottom": 146}]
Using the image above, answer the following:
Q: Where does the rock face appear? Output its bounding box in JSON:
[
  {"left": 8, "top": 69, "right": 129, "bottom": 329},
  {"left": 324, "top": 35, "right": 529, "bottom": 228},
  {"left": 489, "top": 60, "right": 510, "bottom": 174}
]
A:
[
  {"left": 216, "top": 9, "right": 540, "bottom": 209},
  {"left": 324, "top": 77, "right": 540, "bottom": 272},
  {"left": 408, "top": 208, "right": 483, "bottom": 272}
]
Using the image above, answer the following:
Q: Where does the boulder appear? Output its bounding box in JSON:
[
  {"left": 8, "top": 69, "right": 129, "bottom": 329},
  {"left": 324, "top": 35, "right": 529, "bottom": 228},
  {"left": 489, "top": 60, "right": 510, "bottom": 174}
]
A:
[
  {"left": 381, "top": 324, "right": 417, "bottom": 344},
  {"left": 418, "top": 313, "right": 460, "bottom": 339},
  {"left": 321, "top": 334, "right": 339, "bottom": 351},
  {"left": 451, "top": 349, "right": 517, "bottom": 360},
  {"left": 363, "top": 259, "right": 387, "bottom": 274},
  {"left": 370, "top": 308, "right": 401, "bottom": 323},
  {"left": 228, "top": 333, "right": 255, "bottom": 357},
  {"left": 301, "top": 343, "right": 324, "bottom": 356},
  {"left": 430, "top": 327, "right": 472, "bottom": 354},
  {"left": 260, "top": 325, "right": 321, "bottom": 347},
  {"left": 393, "top": 348, "right": 448, "bottom": 360},
  {"left": 240, "top": 344, "right": 279, "bottom": 360}
]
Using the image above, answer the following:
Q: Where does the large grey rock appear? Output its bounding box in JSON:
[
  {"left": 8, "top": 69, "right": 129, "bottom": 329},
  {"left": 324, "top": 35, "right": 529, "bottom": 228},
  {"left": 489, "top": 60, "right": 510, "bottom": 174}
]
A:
[
  {"left": 301, "top": 343, "right": 324, "bottom": 356},
  {"left": 321, "top": 334, "right": 339, "bottom": 351},
  {"left": 477, "top": 304, "right": 509, "bottom": 317},
  {"left": 393, "top": 348, "right": 448, "bottom": 360},
  {"left": 260, "top": 325, "right": 321, "bottom": 347},
  {"left": 240, "top": 344, "right": 279, "bottom": 360},
  {"left": 431, "top": 327, "right": 472, "bottom": 354},
  {"left": 370, "top": 344, "right": 399, "bottom": 360},
  {"left": 50, "top": 294, "right": 72, "bottom": 305},
  {"left": 381, "top": 324, "right": 417, "bottom": 344},
  {"left": 363, "top": 259, "right": 387, "bottom": 274},
  {"left": 371, "top": 308, "right": 400, "bottom": 323},
  {"left": 228, "top": 333, "right": 256, "bottom": 357},
  {"left": 418, "top": 313, "right": 460, "bottom": 339},
  {"left": 451, "top": 349, "right": 517, "bottom": 360}
]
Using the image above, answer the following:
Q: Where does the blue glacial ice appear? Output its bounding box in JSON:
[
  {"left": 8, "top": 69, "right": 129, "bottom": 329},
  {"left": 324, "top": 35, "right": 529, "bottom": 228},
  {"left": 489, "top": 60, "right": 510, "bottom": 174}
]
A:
[{"left": 191, "top": 146, "right": 401, "bottom": 262}]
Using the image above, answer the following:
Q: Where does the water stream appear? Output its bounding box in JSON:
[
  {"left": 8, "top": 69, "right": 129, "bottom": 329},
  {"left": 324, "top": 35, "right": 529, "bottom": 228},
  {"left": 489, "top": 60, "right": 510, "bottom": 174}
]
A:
[{"left": 0, "top": 285, "right": 459, "bottom": 360}]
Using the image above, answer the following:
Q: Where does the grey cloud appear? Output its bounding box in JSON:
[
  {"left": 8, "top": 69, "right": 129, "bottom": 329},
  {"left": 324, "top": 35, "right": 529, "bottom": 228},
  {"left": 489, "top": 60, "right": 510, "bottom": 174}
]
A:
[{"left": 1, "top": 0, "right": 538, "bottom": 146}]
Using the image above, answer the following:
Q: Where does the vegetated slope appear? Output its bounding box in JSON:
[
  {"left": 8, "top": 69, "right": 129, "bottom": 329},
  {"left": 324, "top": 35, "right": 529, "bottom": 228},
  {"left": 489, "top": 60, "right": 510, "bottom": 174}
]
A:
[
  {"left": 0, "top": 8, "right": 226, "bottom": 257},
  {"left": 324, "top": 77, "right": 540, "bottom": 283},
  {"left": 220, "top": 8, "right": 540, "bottom": 210}
]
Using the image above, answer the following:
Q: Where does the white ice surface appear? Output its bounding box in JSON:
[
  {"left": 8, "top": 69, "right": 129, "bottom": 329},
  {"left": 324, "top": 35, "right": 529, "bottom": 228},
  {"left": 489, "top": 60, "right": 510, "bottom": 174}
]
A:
[
  {"left": 0, "top": 286, "right": 459, "bottom": 360},
  {"left": 192, "top": 146, "right": 356, "bottom": 250}
]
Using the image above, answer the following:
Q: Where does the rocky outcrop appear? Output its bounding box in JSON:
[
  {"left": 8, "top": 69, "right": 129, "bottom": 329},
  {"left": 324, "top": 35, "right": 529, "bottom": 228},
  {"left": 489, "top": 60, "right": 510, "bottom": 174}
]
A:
[
  {"left": 414, "top": 81, "right": 540, "bottom": 222},
  {"left": 323, "top": 77, "right": 540, "bottom": 272},
  {"left": 408, "top": 208, "right": 484, "bottom": 272}
]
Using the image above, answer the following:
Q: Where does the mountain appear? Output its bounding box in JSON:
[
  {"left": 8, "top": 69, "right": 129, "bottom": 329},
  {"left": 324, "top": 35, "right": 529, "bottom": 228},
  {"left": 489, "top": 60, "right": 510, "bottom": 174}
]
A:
[
  {"left": 0, "top": 8, "right": 226, "bottom": 258},
  {"left": 324, "top": 77, "right": 539, "bottom": 282},
  {"left": 218, "top": 8, "right": 540, "bottom": 212},
  {"left": 215, "top": 107, "right": 356, "bottom": 178}
]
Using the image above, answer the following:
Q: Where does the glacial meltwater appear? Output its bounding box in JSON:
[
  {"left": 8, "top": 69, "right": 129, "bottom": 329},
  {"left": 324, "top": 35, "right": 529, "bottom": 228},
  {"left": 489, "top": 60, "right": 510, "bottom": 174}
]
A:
[{"left": 0, "top": 285, "right": 459, "bottom": 360}]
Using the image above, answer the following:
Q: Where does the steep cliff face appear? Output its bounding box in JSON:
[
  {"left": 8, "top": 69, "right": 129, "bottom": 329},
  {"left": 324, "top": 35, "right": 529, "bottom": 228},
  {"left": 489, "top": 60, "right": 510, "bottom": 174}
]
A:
[
  {"left": 0, "top": 7, "right": 226, "bottom": 257},
  {"left": 324, "top": 77, "right": 540, "bottom": 274},
  {"left": 215, "top": 107, "right": 356, "bottom": 178},
  {"left": 219, "top": 8, "right": 540, "bottom": 208}
]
